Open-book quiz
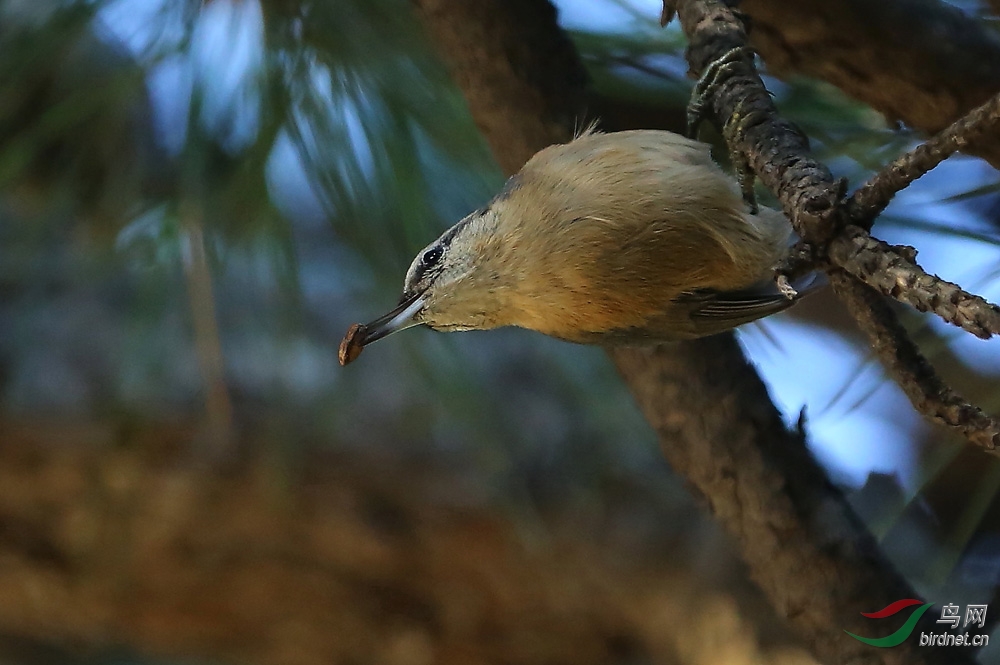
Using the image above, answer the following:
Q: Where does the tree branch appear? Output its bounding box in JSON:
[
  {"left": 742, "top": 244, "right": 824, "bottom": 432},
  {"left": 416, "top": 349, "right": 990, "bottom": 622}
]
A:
[
  {"left": 609, "top": 338, "right": 959, "bottom": 665},
  {"left": 828, "top": 226, "right": 1000, "bottom": 342},
  {"left": 664, "top": 0, "right": 1000, "bottom": 455},
  {"left": 829, "top": 272, "right": 1000, "bottom": 453},
  {"left": 846, "top": 90, "right": 1000, "bottom": 228},
  {"left": 671, "top": 2, "right": 842, "bottom": 241}
]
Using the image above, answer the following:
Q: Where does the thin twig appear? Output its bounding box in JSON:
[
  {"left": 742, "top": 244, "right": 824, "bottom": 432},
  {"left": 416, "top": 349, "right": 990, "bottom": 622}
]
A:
[
  {"left": 828, "top": 226, "right": 1000, "bottom": 339},
  {"left": 847, "top": 90, "right": 1000, "bottom": 230},
  {"left": 830, "top": 272, "right": 1000, "bottom": 454}
]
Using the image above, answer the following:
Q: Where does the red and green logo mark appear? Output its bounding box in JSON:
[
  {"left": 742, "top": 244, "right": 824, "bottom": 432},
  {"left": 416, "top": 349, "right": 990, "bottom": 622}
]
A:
[{"left": 845, "top": 599, "right": 934, "bottom": 648}]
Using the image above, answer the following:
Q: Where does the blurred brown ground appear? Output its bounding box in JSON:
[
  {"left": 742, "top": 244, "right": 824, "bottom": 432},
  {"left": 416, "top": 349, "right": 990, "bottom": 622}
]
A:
[{"left": 0, "top": 417, "right": 816, "bottom": 665}]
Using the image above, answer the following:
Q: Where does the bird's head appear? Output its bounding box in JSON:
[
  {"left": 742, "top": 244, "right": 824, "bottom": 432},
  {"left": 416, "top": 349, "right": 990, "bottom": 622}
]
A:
[{"left": 340, "top": 206, "right": 515, "bottom": 364}]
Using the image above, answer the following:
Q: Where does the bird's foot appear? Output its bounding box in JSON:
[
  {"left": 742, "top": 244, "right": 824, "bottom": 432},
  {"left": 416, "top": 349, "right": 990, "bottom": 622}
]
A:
[
  {"left": 722, "top": 101, "right": 766, "bottom": 214},
  {"left": 686, "top": 46, "right": 756, "bottom": 139},
  {"left": 687, "top": 47, "right": 761, "bottom": 214},
  {"left": 774, "top": 241, "right": 819, "bottom": 299}
]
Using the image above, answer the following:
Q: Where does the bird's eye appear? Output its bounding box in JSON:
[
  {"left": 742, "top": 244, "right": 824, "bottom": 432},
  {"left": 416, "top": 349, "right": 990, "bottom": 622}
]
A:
[{"left": 421, "top": 246, "right": 443, "bottom": 267}]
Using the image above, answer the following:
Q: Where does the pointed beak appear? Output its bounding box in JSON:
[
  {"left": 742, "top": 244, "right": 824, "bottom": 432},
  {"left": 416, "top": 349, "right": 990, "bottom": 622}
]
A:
[
  {"left": 361, "top": 291, "right": 427, "bottom": 345},
  {"left": 339, "top": 292, "right": 426, "bottom": 366}
]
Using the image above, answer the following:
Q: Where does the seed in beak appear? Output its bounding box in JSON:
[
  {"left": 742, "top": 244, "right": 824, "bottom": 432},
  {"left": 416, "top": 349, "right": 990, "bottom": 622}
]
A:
[{"left": 338, "top": 323, "right": 367, "bottom": 366}]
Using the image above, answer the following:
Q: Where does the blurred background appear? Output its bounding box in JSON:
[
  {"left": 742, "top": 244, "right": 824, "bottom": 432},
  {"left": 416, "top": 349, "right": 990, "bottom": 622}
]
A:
[{"left": 0, "top": 0, "right": 998, "bottom": 663}]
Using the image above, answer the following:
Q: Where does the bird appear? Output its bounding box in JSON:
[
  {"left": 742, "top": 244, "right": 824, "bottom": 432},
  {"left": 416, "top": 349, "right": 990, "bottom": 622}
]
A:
[{"left": 339, "top": 128, "right": 811, "bottom": 366}]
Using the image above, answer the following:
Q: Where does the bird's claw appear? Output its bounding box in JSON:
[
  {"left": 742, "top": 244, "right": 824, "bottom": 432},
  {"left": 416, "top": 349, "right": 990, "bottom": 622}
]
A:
[
  {"left": 686, "top": 46, "right": 756, "bottom": 139},
  {"left": 687, "top": 46, "right": 761, "bottom": 214},
  {"left": 774, "top": 241, "right": 819, "bottom": 299},
  {"left": 775, "top": 274, "right": 798, "bottom": 300}
]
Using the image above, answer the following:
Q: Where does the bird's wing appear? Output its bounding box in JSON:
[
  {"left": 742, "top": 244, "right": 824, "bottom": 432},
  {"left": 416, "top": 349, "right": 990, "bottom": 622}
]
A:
[{"left": 678, "top": 273, "right": 822, "bottom": 337}]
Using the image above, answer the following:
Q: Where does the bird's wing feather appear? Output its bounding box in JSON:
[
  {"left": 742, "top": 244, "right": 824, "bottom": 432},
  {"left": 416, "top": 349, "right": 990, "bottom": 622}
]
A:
[{"left": 679, "top": 273, "right": 821, "bottom": 337}]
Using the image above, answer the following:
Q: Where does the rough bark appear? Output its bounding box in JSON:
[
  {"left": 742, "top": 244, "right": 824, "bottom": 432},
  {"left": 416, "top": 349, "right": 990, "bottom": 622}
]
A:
[
  {"left": 410, "top": 1, "right": 956, "bottom": 664},
  {"left": 611, "top": 339, "right": 962, "bottom": 665},
  {"left": 740, "top": 0, "right": 1000, "bottom": 166}
]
